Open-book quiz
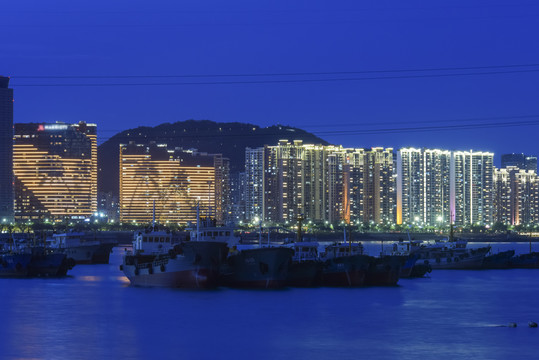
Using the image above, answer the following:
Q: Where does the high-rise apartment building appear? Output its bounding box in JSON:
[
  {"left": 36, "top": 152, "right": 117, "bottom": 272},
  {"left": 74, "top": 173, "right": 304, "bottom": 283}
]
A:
[
  {"left": 494, "top": 166, "right": 538, "bottom": 225},
  {"left": 397, "top": 148, "right": 451, "bottom": 226},
  {"left": 119, "top": 143, "right": 228, "bottom": 224},
  {"left": 245, "top": 141, "right": 395, "bottom": 225},
  {"left": 13, "top": 122, "right": 97, "bottom": 221},
  {"left": 0, "top": 76, "right": 14, "bottom": 223},
  {"left": 452, "top": 150, "right": 494, "bottom": 225},
  {"left": 493, "top": 167, "right": 512, "bottom": 225}
]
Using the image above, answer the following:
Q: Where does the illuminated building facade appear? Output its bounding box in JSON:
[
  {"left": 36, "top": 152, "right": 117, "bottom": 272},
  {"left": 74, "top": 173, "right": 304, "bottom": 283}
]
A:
[
  {"left": 0, "top": 76, "right": 14, "bottom": 223},
  {"left": 494, "top": 166, "right": 539, "bottom": 225},
  {"left": 13, "top": 122, "right": 97, "bottom": 221},
  {"left": 397, "top": 148, "right": 451, "bottom": 226},
  {"left": 245, "top": 147, "right": 265, "bottom": 221},
  {"left": 245, "top": 141, "right": 395, "bottom": 225},
  {"left": 119, "top": 143, "right": 225, "bottom": 224},
  {"left": 452, "top": 150, "right": 494, "bottom": 226}
]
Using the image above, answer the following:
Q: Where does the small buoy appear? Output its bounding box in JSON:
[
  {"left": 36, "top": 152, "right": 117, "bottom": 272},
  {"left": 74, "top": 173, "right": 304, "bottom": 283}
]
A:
[
  {"left": 528, "top": 322, "right": 538, "bottom": 328},
  {"left": 508, "top": 322, "right": 517, "bottom": 328}
]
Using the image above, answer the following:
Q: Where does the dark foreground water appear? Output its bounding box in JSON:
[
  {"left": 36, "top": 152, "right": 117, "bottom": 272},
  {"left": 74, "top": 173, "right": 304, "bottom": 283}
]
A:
[{"left": 1, "top": 244, "right": 539, "bottom": 360}]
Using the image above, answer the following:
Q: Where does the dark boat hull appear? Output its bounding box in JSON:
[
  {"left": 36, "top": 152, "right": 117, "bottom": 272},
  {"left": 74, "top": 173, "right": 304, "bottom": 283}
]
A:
[
  {"left": 511, "top": 252, "right": 539, "bottom": 269},
  {"left": 322, "top": 255, "right": 370, "bottom": 287},
  {"left": 364, "top": 255, "right": 405, "bottom": 286},
  {"left": 221, "top": 247, "right": 294, "bottom": 289},
  {"left": 0, "top": 253, "right": 32, "bottom": 277},
  {"left": 287, "top": 261, "right": 323, "bottom": 287},
  {"left": 28, "top": 248, "right": 69, "bottom": 277},
  {"left": 482, "top": 250, "right": 515, "bottom": 269}
]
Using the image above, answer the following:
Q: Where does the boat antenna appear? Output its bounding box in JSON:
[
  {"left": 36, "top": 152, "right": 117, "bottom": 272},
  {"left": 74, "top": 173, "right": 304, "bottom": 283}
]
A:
[
  {"left": 297, "top": 214, "right": 304, "bottom": 243},
  {"left": 196, "top": 202, "right": 200, "bottom": 242},
  {"left": 259, "top": 219, "right": 262, "bottom": 247},
  {"left": 343, "top": 223, "right": 347, "bottom": 244},
  {"left": 152, "top": 199, "right": 156, "bottom": 230}
]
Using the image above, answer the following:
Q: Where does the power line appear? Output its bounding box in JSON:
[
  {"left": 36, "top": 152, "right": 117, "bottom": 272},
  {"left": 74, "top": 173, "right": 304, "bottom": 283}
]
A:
[
  {"left": 10, "top": 69, "right": 539, "bottom": 87},
  {"left": 10, "top": 63, "right": 539, "bottom": 79}
]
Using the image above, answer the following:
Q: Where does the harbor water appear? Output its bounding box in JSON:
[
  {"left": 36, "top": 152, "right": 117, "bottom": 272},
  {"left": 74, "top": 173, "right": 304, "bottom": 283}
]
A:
[{"left": 1, "top": 243, "right": 539, "bottom": 360}]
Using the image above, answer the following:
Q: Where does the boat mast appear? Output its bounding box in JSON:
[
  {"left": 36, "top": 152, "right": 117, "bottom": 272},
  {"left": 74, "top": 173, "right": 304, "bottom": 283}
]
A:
[
  {"left": 152, "top": 200, "right": 156, "bottom": 231},
  {"left": 296, "top": 214, "right": 304, "bottom": 243},
  {"left": 196, "top": 202, "right": 200, "bottom": 242},
  {"left": 258, "top": 220, "right": 262, "bottom": 247}
]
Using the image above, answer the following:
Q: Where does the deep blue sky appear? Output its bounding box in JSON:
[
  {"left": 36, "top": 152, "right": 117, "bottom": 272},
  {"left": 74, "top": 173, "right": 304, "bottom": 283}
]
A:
[{"left": 2, "top": 0, "right": 539, "bottom": 165}]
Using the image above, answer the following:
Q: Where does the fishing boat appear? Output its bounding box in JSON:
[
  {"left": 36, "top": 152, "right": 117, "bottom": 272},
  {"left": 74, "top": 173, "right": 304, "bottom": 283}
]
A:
[
  {"left": 414, "top": 239, "right": 490, "bottom": 270},
  {"left": 121, "top": 220, "right": 228, "bottom": 289},
  {"left": 383, "top": 240, "right": 421, "bottom": 278},
  {"left": 319, "top": 242, "right": 371, "bottom": 287},
  {"left": 25, "top": 246, "right": 73, "bottom": 277},
  {"left": 192, "top": 216, "right": 295, "bottom": 289},
  {"left": 48, "top": 232, "right": 112, "bottom": 265}
]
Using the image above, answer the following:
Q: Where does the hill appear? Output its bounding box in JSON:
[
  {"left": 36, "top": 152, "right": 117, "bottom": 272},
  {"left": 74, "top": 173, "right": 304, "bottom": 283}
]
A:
[{"left": 97, "top": 120, "right": 330, "bottom": 196}]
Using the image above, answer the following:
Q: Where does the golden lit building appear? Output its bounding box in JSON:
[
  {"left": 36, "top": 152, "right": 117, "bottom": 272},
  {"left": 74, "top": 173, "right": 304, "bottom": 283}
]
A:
[
  {"left": 13, "top": 122, "right": 97, "bottom": 221},
  {"left": 119, "top": 143, "right": 220, "bottom": 224}
]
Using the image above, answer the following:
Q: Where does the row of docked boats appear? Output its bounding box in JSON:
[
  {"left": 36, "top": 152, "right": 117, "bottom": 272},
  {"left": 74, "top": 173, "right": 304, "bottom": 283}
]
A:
[
  {"left": 386, "top": 237, "right": 539, "bottom": 271},
  {"left": 120, "top": 221, "right": 411, "bottom": 289},
  {"left": 0, "top": 231, "right": 116, "bottom": 278}
]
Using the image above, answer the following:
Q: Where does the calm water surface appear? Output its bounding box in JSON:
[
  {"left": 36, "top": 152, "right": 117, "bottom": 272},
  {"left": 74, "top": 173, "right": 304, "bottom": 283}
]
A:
[{"left": 1, "top": 243, "right": 539, "bottom": 360}]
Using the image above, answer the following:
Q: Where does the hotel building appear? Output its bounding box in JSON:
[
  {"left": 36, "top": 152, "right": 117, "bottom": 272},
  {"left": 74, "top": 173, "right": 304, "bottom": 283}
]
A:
[
  {"left": 13, "top": 122, "right": 97, "bottom": 221},
  {"left": 119, "top": 143, "right": 228, "bottom": 224}
]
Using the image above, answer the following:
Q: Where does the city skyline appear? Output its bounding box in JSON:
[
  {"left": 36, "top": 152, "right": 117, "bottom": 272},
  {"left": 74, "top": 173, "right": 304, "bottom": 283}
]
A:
[{"left": 3, "top": 0, "right": 539, "bottom": 163}]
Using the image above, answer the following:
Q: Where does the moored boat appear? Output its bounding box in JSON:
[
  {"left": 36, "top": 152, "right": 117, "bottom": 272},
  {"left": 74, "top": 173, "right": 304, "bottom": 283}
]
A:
[
  {"left": 220, "top": 245, "right": 294, "bottom": 289},
  {"left": 320, "top": 242, "right": 371, "bottom": 287},
  {"left": 364, "top": 255, "right": 406, "bottom": 286},
  {"left": 284, "top": 241, "right": 323, "bottom": 287},
  {"left": 26, "top": 246, "right": 73, "bottom": 277},
  {"left": 414, "top": 239, "right": 490, "bottom": 270},
  {"left": 121, "top": 226, "right": 228, "bottom": 289},
  {"left": 48, "top": 232, "right": 111, "bottom": 265}
]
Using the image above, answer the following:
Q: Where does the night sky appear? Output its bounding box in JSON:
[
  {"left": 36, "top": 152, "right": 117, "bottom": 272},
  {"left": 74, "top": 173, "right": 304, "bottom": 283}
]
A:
[{"left": 3, "top": 0, "right": 539, "bottom": 165}]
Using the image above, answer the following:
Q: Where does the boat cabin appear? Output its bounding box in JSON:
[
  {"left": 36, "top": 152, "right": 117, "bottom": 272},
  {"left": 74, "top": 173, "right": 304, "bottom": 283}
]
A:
[
  {"left": 133, "top": 231, "right": 173, "bottom": 254},
  {"left": 320, "top": 242, "right": 364, "bottom": 259}
]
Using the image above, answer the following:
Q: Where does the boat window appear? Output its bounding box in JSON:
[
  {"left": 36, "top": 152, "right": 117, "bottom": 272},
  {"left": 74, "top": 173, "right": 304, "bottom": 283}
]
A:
[
  {"left": 160, "top": 237, "right": 164, "bottom": 243},
  {"left": 219, "top": 232, "right": 223, "bottom": 236},
  {"left": 225, "top": 232, "right": 230, "bottom": 236},
  {"left": 213, "top": 232, "right": 218, "bottom": 237},
  {"left": 143, "top": 237, "right": 147, "bottom": 242}
]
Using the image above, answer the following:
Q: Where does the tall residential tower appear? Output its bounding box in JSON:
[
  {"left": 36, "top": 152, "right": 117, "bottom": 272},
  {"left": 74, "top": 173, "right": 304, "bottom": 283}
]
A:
[{"left": 0, "top": 77, "right": 14, "bottom": 223}]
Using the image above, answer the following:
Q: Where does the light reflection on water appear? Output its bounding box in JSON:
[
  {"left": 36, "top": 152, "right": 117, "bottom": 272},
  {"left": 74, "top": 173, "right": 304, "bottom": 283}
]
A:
[{"left": 0, "top": 244, "right": 538, "bottom": 360}]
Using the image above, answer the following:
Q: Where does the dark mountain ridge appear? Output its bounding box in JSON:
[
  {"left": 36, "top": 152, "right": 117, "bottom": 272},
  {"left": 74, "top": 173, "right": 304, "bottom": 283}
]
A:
[{"left": 98, "top": 120, "right": 329, "bottom": 196}]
